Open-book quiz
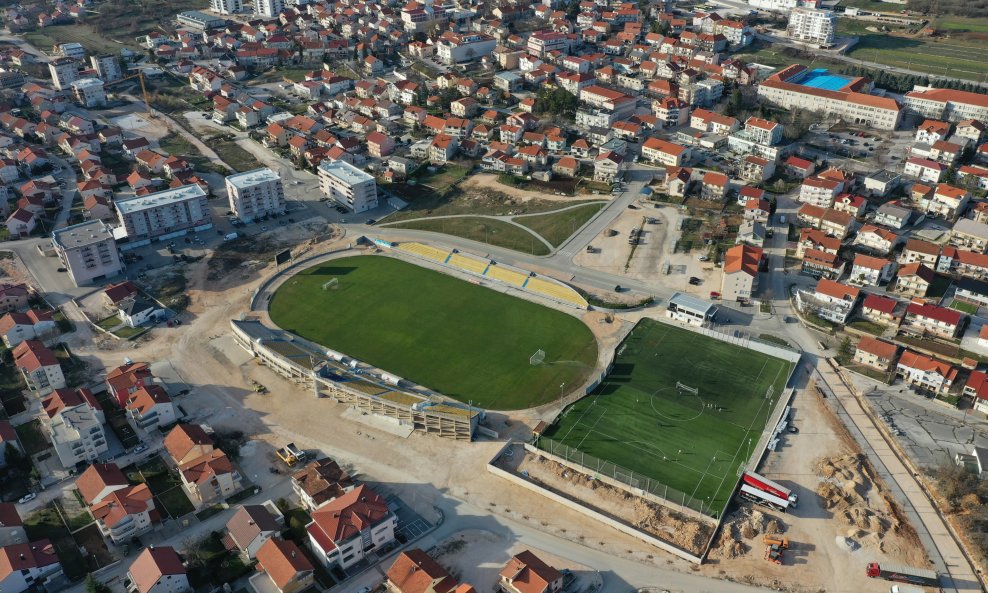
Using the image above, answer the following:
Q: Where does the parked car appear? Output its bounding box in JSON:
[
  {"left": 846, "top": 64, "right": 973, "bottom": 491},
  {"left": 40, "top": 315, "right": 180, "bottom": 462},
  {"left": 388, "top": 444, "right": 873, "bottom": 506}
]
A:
[
  {"left": 133, "top": 444, "right": 149, "bottom": 454},
  {"left": 18, "top": 493, "right": 36, "bottom": 504}
]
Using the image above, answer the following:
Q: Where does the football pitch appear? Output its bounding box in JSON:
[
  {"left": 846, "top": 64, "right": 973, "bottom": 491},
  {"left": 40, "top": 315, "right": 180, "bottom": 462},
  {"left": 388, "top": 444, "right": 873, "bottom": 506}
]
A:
[
  {"left": 541, "top": 319, "right": 795, "bottom": 517},
  {"left": 268, "top": 255, "right": 598, "bottom": 410}
]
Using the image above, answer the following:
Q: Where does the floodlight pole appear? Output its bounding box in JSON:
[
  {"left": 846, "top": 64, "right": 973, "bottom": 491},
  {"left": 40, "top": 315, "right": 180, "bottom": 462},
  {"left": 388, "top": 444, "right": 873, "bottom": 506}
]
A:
[{"left": 559, "top": 382, "right": 565, "bottom": 414}]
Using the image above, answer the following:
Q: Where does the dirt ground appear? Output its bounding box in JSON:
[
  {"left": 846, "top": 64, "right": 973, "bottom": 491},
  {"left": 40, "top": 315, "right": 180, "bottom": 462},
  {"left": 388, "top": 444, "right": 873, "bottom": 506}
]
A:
[
  {"left": 55, "top": 222, "right": 929, "bottom": 592},
  {"left": 572, "top": 204, "right": 723, "bottom": 295},
  {"left": 109, "top": 112, "right": 170, "bottom": 143},
  {"left": 0, "top": 251, "right": 34, "bottom": 287},
  {"left": 432, "top": 530, "right": 600, "bottom": 593},
  {"left": 461, "top": 174, "right": 605, "bottom": 204},
  {"left": 706, "top": 387, "right": 927, "bottom": 592},
  {"left": 497, "top": 445, "right": 714, "bottom": 556}
]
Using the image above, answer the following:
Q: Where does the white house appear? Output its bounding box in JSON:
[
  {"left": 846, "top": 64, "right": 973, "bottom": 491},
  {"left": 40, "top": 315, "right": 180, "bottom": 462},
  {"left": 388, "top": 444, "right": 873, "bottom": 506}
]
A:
[{"left": 307, "top": 485, "right": 396, "bottom": 570}]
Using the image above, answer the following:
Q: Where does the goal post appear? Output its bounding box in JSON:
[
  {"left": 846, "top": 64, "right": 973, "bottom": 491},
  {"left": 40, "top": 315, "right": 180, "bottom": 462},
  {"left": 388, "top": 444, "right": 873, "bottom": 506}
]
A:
[
  {"left": 529, "top": 349, "right": 546, "bottom": 365},
  {"left": 676, "top": 381, "right": 698, "bottom": 395},
  {"left": 322, "top": 278, "right": 339, "bottom": 290}
]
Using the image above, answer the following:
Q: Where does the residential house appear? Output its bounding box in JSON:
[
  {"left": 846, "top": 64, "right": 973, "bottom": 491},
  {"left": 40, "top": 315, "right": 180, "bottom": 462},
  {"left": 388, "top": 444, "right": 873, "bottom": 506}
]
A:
[
  {"left": 722, "top": 245, "right": 761, "bottom": 302},
  {"left": 126, "top": 386, "right": 176, "bottom": 432},
  {"left": 225, "top": 503, "right": 284, "bottom": 561},
  {"left": 850, "top": 254, "right": 894, "bottom": 286},
  {"left": 700, "top": 172, "right": 728, "bottom": 201},
  {"left": 950, "top": 218, "right": 988, "bottom": 253},
  {"left": 853, "top": 225, "right": 899, "bottom": 255},
  {"left": 499, "top": 550, "right": 564, "bottom": 593},
  {"left": 13, "top": 340, "right": 64, "bottom": 395},
  {"left": 0, "top": 310, "right": 56, "bottom": 347},
  {"left": 903, "top": 302, "right": 964, "bottom": 339},
  {"left": 895, "top": 263, "right": 936, "bottom": 298},
  {"left": 854, "top": 336, "right": 899, "bottom": 372},
  {"left": 106, "top": 362, "right": 154, "bottom": 407},
  {"left": 796, "top": 229, "right": 840, "bottom": 259},
  {"left": 385, "top": 549, "right": 457, "bottom": 593},
  {"left": 797, "top": 278, "right": 860, "bottom": 324},
  {"left": 801, "top": 248, "right": 844, "bottom": 279},
  {"left": 174, "top": 440, "right": 240, "bottom": 508},
  {"left": 306, "top": 485, "right": 397, "bottom": 570},
  {"left": 954, "top": 277, "right": 988, "bottom": 307},
  {"left": 0, "top": 541, "right": 62, "bottom": 593},
  {"left": 896, "top": 350, "right": 958, "bottom": 395},
  {"left": 874, "top": 202, "right": 911, "bottom": 230},
  {"left": 861, "top": 293, "right": 900, "bottom": 326},
  {"left": 253, "top": 538, "right": 315, "bottom": 593},
  {"left": 900, "top": 240, "right": 940, "bottom": 267},
  {"left": 90, "top": 483, "right": 155, "bottom": 544},
  {"left": 292, "top": 457, "right": 355, "bottom": 512},
  {"left": 126, "top": 546, "right": 189, "bottom": 593},
  {"left": 0, "top": 284, "right": 28, "bottom": 313}
]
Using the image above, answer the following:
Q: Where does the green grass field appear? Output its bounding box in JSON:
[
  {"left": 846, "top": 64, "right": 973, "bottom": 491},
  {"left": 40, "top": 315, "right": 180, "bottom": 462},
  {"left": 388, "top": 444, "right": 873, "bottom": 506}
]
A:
[
  {"left": 390, "top": 218, "right": 551, "bottom": 255},
  {"left": 268, "top": 256, "right": 598, "bottom": 410},
  {"left": 839, "top": 25, "right": 988, "bottom": 81},
  {"left": 541, "top": 319, "right": 794, "bottom": 517},
  {"left": 514, "top": 203, "right": 606, "bottom": 247}
]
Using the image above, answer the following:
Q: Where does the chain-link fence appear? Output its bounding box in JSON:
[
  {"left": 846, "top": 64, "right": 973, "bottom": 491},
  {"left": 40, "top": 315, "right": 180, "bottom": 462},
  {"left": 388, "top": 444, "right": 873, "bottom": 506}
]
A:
[{"left": 533, "top": 436, "right": 720, "bottom": 518}]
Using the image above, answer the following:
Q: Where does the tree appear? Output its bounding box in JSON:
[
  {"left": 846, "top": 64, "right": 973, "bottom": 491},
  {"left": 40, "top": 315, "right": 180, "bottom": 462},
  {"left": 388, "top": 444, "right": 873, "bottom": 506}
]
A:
[
  {"left": 724, "top": 89, "right": 744, "bottom": 117},
  {"left": 534, "top": 87, "right": 578, "bottom": 119},
  {"left": 836, "top": 337, "right": 854, "bottom": 364},
  {"left": 85, "top": 575, "right": 112, "bottom": 593}
]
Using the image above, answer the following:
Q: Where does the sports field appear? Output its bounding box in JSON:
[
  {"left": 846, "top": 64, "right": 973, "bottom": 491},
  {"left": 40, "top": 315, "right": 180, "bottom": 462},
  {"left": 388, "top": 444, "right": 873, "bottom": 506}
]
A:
[
  {"left": 268, "top": 255, "right": 598, "bottom": 410},
  {"left": 541, "top": 319, "right": 794, "bottom": 517}
]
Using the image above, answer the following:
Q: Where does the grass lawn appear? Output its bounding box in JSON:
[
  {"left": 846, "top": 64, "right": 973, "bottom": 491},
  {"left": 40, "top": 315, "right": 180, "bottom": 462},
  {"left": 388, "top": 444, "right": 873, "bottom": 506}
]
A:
[
  {"left": 138, "top": 456, "right": 196, "bottom": 517},
  {"left": 269, "top": 256, "right": 598, "bottom": 410},
  {"left": 934, "top": 16, "right": 988, "bottom": 34},
  {"left": 209, "top": 136, "right": 263, "bottom": 173},
  {"left": 24, "top": 506, "right": 88, "bottom": 580},
  {"left": 848, "top": 319, "right": 886, "bottom": 336},
  {"left": 112, "top": 325, "right": 147, "bottom": 339},
  {"left": 23, "top": 24, "right": 139, "bottom": 55},
  {"left": 843, "top": 30, "right": 988, "bottom": 81},
  {"left": 758, "top": 334, "right": 792, "bottom": 348},
  {"left": 96, "top": 316, "right": 121, "bottom": 331},
  {"left": 159, "top": 133, "right": 205, "bottom": 162},
  {"left": 15, "top": 420, "right": 49, "bottom": 455},
  {"left": 390, "top": 218, "right": 551, "bottom": 256},
  {"left": 950, "top": 299, "right": 979, "bottom": 314},
  {"left": 541, "top": 319, "right": 794, "bottom": 517},
  {"left": 514, "top": 203, "right": 605, "bottom": 247}
]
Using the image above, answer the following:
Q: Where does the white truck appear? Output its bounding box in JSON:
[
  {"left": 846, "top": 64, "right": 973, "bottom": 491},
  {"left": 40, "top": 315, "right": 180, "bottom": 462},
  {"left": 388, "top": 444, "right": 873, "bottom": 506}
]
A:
[{"left": 224, "top": 232, "right": 239, "bottom": 241}]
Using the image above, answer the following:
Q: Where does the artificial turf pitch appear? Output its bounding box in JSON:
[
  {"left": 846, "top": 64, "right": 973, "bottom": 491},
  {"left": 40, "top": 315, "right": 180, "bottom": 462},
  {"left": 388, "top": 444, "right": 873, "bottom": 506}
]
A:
[
  {"left": 541, "top": 319, "right": 794, "bottom": 517},
  {"left": 268, "top": 255, "right": 598, "bottom": 411}
]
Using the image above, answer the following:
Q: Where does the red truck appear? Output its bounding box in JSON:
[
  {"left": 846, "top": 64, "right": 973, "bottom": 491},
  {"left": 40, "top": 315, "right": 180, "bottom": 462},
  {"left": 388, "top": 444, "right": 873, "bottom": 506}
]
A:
[
  {"left": 865, "top": 562, "right": 939, "bottom": 588},
  {"left": 743, "top": 471, "right": 798, "bottom": 507}
]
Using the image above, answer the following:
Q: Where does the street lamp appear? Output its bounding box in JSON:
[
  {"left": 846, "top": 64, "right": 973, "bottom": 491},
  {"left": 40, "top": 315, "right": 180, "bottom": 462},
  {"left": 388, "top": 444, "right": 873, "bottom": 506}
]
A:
[{"left": 559, "top": 382, "right": 565, "bottom": 413}]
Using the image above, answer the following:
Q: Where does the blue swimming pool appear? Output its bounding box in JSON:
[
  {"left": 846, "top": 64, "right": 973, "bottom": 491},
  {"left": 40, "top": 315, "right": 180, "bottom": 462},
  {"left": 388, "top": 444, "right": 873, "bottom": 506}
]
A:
[{"left": 793, "top": 68, "right": 853, "bottom": 92}]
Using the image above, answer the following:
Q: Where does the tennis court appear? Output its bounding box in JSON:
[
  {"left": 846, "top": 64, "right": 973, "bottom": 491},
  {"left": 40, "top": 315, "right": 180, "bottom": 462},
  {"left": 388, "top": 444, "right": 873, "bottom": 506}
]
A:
[{"left": 539, "top": 319, "right": 795, "bottom": 517}]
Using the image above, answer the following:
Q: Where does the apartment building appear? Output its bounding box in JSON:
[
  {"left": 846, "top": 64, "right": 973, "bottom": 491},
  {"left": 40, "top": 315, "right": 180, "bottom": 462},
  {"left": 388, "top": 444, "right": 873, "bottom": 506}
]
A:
[
  {"left": 903, "top": 302, "right": 964, "bottom": 339},
  {"left": 90, "top": 55, "right": 122, "bottom": 82},
  {"left": 722, "top": 245, "right": 761, "bottom": 302},
  {"left": 897, "top": 350, "right": 958, "bottom": 394},
  {"left": 52, "top": 220, "right": 124, "bottom": 287},
  {"left": 786, "top": 7, "right": 836, "bottom": 47},
  {"left": 318, "top": 160, "right": 378, "bottom": 213},
  {"left": 527, "top": 31, "right": 575, "bottom": 57},
  {"left": 292, "top": 457, "right": 355, "bottom": 511},
  {"left": 903, "top": 87, "right": 988, "bottom": 123},
  {"left": 70, "top": 78, "right": 106, "bottom": 108},
  {"left": 48, "top": 57, "right": 77, "bottom": 91},
  {"left": 255, "top": 0, "right": 284, "bottom": 17},
  {"left": 757, "top": 65, "right": 901, "bottom": 130},
  {"left": 225, "top": 168, "right": 285, "bottom": 223},
  {"left": 950, "top": 219, "right": 988, "bottom": 253},
  {"left": 115, "top": 185, "right": 212, "bottom": 242},
  {"left": 210, "top": 0, "right": 242, "bottom": 14},
  {"left": 642, "top": 137, "right": 691, "bottom": 166},
  {"left": 42, "top": 388, "right": 108, "bottom": 468}
]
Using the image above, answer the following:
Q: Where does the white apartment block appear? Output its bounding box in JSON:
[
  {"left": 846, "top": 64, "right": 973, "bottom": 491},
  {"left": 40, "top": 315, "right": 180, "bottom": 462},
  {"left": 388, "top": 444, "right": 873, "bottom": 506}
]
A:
[
  {"left": 254, "top": 0, "right": 284, "bottom": 17},
  {"left": 51, "top": 221, "right": 124, "bottom": 287},
  {"left": 90, "top": 55, "right": 122, "bottom": 82},
  {"left": 70, "top": 78, "right": 107, "bottom": 108},
  {"left": 747, "top": 0, "right": 803, "bottom": 11},
  {"left": 115, "top": 184, "right": 212, "bottom": 242},
  {"left": 225, "top": 168, "right": 285, "bottom": 222},
  {"left": 211, "top": 0, "right": 243, "bottom": 13},
  {"left": 318, "top": 160, "right": 378, "bottom": 213},
  {"left": 44, "top": 390, "right": 108, "bottom": 468},
  {"left": 48, "top": 58, "right": 78, "bottom": 91},
  {"left": 786, "top": 7, "right": 836, "bottom": 47}
]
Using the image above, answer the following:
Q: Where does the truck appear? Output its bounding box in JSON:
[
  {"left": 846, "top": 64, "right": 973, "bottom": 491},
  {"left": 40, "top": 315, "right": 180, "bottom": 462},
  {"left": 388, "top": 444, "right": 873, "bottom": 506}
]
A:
[
  {"left": 762, "top": 534, "right": 789, "bottom": 549},
  {"left": 889, "top": 586, "right": 925, "bottom": 593},
  {"left": 743, "top": 470, "right": 798, "bottom": 506},
  {"left": 224, "top": 232, "right": 239, "bottom": 241},
  {"left": 739, "top": 483, "right": 789, "bottom": 512},
  {"left": 275, "top": 443, "right": 307, "bottom": 466},
  {"left": 865, "top": 563, "right": 939, "bottom": 588}
]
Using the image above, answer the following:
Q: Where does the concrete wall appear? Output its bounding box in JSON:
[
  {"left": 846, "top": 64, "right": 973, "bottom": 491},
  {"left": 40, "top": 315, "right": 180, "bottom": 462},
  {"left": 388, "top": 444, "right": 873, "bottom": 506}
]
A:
[{"left": 487, "top": 445, "right": 704, "bottom": 564}]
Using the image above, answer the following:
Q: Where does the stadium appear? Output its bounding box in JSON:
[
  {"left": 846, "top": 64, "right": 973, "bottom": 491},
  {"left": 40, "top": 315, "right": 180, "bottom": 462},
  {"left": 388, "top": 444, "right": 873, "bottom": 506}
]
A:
[{"left": 265, "top": 247, "right": 599, "bottom": 412}]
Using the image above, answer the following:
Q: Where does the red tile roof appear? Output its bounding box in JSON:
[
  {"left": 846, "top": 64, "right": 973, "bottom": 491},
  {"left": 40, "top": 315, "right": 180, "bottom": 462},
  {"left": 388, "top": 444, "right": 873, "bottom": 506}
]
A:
[
  {"left": 309, "top": 484, "right": 390, "bottom": 546},
  {"left": 499, "top": 550, "right": 562, "bottom": 593},
  {"left": 128, "top": 547, "right": 186, "bottom": 593},
  {"left": 256, "top": 538, "right": 314, "bottom": 591},
  {"left": 387, "top": 549, "right": 457, "bottom": 593},
  {"left": 856, "top": 336, "right": 898, "bottom": 360}
]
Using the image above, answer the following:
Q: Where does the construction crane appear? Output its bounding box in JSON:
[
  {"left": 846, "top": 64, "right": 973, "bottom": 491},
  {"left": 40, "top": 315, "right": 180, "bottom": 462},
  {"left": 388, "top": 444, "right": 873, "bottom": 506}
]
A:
[{"left": 104, "top": 69, "right": 154, "bottom": 119}]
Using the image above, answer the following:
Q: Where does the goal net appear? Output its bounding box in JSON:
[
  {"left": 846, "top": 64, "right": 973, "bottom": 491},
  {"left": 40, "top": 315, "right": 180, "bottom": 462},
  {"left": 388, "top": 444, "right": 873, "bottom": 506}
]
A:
[
  {"left": 529, "top": 349, "right": 546, "bottom": 365},
  {"left": 322, "top": 278, "right": 339, "bottom": 291}
]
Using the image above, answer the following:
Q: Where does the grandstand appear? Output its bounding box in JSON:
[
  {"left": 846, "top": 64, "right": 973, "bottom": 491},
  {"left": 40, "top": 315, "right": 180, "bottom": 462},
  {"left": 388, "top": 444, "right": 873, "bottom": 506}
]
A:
[
  {"left": 398, "top": 242, "right": 450, "bottom": 262},
  {"left": 394, "top": 241, "right": 588, "bottom": 309}
]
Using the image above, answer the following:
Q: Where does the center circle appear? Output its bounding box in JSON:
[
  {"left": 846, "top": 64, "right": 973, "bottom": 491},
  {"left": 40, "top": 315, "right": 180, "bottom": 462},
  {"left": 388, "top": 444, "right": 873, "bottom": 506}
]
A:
[{"left": 649, "top": 385, "right": 706, "bottom": 422}]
